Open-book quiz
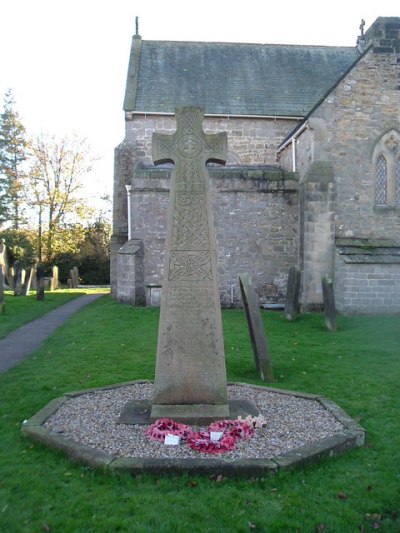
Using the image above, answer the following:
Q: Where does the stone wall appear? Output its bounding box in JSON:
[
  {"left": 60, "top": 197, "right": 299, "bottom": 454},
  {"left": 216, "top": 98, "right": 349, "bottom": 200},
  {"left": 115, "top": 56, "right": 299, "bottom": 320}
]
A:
[
  {"left": 118, "top": 166, "right": 299, "bottom": 306},
  {"left": 335, "top": 256, "right": 400, "bottom": 314},
  {"left": 278, "top": 44, "right": 400, "bottom": 311},
  {"left": 123, "top": 114, "right": 299, "bottom": 166},
  {"left": 112, "top": 113, "right": 301, "bottom": 304},
  {"left": 301, "top": 48, "right": 400, "bottom": 242}
]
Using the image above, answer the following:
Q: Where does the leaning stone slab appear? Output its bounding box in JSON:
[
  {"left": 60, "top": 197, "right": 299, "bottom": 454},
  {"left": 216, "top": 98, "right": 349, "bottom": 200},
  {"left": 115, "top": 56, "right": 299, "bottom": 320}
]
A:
[
  {"left": 36, "top": 265, "right": 45, "bottom": 301},
  {"left": 322, "top": 275, "right": 337, "bottom": 331},
  {"left": 284, "top": 266, "right": 301, "bottom": 321},
  {"left": 239, "top": 273, "right": 274, "bottom": 382},
  {"left": 13, "top": 261, "right": 22, "bottom": 296}
]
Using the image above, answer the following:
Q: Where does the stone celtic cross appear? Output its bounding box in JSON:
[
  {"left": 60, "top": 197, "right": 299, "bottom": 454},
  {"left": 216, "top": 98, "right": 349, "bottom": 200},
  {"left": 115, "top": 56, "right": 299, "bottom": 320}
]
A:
[{"left": 151, "top": 107, "right": 229, "bottom": 423}]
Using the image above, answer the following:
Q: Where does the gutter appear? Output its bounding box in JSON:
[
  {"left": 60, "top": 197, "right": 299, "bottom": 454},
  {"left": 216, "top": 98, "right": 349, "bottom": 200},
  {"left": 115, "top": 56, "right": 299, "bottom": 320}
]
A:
[
  {"left": 275, "top": 121, "right": 308, "bottom": 172},
  {"left": 125, "top": 111, "right": 304, "bottom": 121}
]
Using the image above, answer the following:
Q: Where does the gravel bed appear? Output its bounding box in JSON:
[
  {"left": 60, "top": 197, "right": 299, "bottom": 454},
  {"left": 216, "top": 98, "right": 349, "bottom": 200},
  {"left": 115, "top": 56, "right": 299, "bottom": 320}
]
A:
[{"left": 44, "top": 383, "right": 345, "bottom": 461}]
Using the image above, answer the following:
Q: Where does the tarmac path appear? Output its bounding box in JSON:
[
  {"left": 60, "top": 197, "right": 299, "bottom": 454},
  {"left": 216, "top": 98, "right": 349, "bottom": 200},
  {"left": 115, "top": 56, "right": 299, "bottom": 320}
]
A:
[{"left": 0, "top": 294, "right": 105, "bottom": 375}]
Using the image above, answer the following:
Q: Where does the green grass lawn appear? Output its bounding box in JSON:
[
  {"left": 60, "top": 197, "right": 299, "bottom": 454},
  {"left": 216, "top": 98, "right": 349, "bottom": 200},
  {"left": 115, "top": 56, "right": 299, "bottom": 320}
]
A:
[
  {"left": 0, "top": 296, "right": 399, "bottom": 532},
  {"left": 0, "top": 288, "right": 109, "bottom": 339}
]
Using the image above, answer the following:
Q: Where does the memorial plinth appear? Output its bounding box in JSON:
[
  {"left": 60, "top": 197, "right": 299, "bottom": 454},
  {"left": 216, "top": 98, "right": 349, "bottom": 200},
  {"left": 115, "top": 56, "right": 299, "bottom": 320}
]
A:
[{"left": 150, "top": 107, "right": 229, "bottom": 423}]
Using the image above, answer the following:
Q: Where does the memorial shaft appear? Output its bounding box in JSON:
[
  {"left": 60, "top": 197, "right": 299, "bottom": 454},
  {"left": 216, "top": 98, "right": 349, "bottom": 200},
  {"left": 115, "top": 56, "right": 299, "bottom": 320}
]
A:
[{"left": 151, "top": 107, "right": 229, "bottom": 422}]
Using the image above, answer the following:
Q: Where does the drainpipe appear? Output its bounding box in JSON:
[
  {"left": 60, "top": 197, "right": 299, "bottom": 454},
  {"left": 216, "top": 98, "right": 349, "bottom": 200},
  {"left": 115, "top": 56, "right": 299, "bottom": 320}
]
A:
[
  {"left": 125, "top": 184, "right": 132, "bottom": 240},
  {"left": 291, "top": 138, "right": 297, "bottom": 172},
  {"left": 276, "top": 121, "right": 308, "bottom": 172}
]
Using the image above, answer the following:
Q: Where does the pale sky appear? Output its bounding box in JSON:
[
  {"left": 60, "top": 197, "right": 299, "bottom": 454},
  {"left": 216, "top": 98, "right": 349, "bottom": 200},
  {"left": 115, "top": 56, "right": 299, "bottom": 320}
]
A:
[{"left": 1, "top": 0, "right": 399, "bottom": 208}]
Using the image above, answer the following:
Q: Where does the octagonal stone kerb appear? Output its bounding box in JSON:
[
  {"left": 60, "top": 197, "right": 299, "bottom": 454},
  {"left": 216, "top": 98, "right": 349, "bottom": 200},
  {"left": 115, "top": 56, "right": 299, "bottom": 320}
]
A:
[{"left": 21, "top": 380, "right": 365, "bottom": 477}]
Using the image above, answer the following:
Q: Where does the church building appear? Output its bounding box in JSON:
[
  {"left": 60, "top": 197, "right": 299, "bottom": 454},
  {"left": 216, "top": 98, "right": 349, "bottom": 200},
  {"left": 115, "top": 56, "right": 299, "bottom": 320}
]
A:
[{"left": 111, "top": 17, "right": 400, "bottom": 314}]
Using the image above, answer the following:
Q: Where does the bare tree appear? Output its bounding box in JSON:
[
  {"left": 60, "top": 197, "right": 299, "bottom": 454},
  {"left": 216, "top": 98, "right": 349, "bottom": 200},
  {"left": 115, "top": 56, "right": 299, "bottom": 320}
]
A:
[{"left": 29, "top": 133, "right": 96, "bottom": 260}]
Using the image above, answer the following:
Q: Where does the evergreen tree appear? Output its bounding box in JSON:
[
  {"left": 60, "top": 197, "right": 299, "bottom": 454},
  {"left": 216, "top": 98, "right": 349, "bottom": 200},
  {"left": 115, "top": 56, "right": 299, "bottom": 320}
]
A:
[{"left": 0, "top": 89, "right": 28, "bottom": 228}]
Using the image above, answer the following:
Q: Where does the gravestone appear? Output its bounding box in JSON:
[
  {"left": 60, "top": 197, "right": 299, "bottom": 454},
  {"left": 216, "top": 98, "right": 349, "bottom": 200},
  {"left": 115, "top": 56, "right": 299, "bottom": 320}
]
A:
[
  {"left": 239, "top": 273, "right": 274, "bottom": 382},
  {"left": 36, "top": 265, "right": 45, "bottom": 301},
  {"left": 70, "top": 267, "right": 79, "bottom": 288},
  {"left": 150, "top": 107, "right": 229, "bottom": 423},
  {"left": 284, "top": 266, "right": 301, "bottom": 321},
  {"left": 0, "top": 269, "right": 4, "bottom": 314},
  {"left": 23, "top": 267, "right": 35, "bottom": 295},
  {"left": 9, "top": 267, "right": 14, "bottom": 290},
  {"left": 51, "top": 266, "right": 59, "bottom": 291},
  {"left": 322, "top": 275, "right": 337, "bottom": 331},
  {"left": 0, "top": 238, "right": 9, "bottom": 285},
  {"left": 13, "top": 261, "right": 22, "bottom": 296}
]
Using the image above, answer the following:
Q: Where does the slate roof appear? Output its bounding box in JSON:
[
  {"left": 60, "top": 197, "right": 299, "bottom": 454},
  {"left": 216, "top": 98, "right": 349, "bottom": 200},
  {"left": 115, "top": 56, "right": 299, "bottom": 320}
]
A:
[{"left": 126, "top": 40, "right": 361, "bottom": 117}]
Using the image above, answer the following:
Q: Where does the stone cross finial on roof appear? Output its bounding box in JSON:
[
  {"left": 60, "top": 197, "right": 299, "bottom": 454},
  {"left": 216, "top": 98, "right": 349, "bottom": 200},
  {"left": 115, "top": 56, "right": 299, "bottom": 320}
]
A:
[{"left": 135, "top": 16, "right": 139, "bottom": 36}]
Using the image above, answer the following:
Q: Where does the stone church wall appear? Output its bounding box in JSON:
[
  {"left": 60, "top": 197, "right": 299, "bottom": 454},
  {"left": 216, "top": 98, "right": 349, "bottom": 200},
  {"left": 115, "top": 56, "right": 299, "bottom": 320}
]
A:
[
  {"left": 113, "top": 114, "right": 301, "bottom": 305},
  {"left": 279, "top": 45, "right": 400, "bottom": 313},
  {"left": 126, "top": 167, "right": 299, "bottom": 306},
  {"left": 305, "top": 48, "right": 400, "bottom": 241},
  {"left": 335, "top": 258, "right": 400, "bottom": 314}
]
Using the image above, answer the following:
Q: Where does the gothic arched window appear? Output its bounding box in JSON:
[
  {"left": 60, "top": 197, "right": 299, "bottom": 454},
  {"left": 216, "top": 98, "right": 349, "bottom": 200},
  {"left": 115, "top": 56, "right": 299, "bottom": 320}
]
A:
[
  {"left": 396, "top": 157, "right": 400, "bottom": 206},
  {"left": 373, "top": 130, "right": 400, "bottom": 209},
  {"left": 375, "top": 155, "right": 387, "bottom": 206}
]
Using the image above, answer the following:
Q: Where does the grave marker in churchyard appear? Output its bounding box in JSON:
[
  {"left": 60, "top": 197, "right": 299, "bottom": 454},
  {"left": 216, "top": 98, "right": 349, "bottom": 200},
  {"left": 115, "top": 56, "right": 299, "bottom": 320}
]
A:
[
  {"left": 36, "top": 265, "right": 45, "bottom": 301},
  {"left": 70, "top": 267, "right": 79, "bottom": 288},
  {"left": 239, "top": 273, "right": 274, "bottom": 382},
  {"left": 23, "top": 267, "right": 35, "bottom": 295},
  {"left": 9, "top": 267, "right": 14, "bottom": 290},
  {"left": 0, "top": 238, "right": 9, "bottom": 285},
  {"left": 51, "top": 266, "right": 59, "bottom": 291},
  {"left": 0, "top": 269, "right": 4, "bottom": 314},
  {"left": 284, "top": 266, "right": 301, "bottom": 321},
  {"left": 13, "top": 261, "right": 22, "bottom": 296},
  {"left": 150, "top": 107, "right": 229, "bottom": 423},
  {"left": 322, "top": 275, "right": 337, "bottom": 331}
]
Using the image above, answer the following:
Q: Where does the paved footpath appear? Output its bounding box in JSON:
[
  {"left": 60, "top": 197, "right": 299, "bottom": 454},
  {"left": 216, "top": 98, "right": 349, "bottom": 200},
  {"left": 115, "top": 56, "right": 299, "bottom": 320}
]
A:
[{"left": 0, "top": 294, "right": 105, "bottom": 375}]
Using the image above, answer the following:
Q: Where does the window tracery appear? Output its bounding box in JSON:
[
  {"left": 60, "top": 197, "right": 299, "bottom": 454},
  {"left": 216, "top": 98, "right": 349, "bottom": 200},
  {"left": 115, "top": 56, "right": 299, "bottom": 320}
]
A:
[{"left": 373, "top": 130, "right": 400, "bottom": 208}]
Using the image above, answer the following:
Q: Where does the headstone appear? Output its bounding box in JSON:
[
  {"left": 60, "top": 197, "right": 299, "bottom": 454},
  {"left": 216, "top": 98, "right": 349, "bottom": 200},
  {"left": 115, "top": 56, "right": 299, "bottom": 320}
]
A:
[
  {"left": 0, "top": 238, "right": 9, "bottom": 285},
  {"left": 322, "top": 275, "right": 337, "bottom": 331},
  {"left": 23, "top": 267, "right": 35, "bottom": 295},
  {"left": 13, "top": 261, "right": 22, "bottom": 296},
  {"left": 150, "top": 107, "right": 229, "bottom": 423},
  {"left": 239, "top": 273, "right": 274, "bottom": 382},
  {"left": 9, "top": 267, "right": 14, "bottom": 290},
  {"left": 51, "top": 265, "right": 59, "bottom": 291},
  {"left": 70, "top": 267, "right": 79, "bottom": 288},
  {"left": 36, "top": 265, "right": 45, "bottom": 301},
  {"left": 284, "top": 266, "right": 301, "bottom": 321},
  {"left": 0, "top": 269, "right": 5, "bottom": 314}
]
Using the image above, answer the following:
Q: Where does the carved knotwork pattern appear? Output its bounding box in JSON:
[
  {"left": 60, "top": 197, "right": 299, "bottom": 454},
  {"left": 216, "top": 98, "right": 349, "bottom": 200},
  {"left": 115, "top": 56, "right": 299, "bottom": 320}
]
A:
[
  {"left": 168, "top": 251, "right": 212, "bottom": 281},
  {"left": 172, "top": 193, "right": 209, "bottom": 246}
]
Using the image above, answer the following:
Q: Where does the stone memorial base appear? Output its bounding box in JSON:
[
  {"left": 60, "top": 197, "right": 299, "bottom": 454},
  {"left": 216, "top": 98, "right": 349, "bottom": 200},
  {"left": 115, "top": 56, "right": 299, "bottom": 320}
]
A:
[
  {"left": 21, "top": 380, "right": 365, "bottom": 478},
  {"left": 122, "top": 399, "right": 258, "bottom": 426}
]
